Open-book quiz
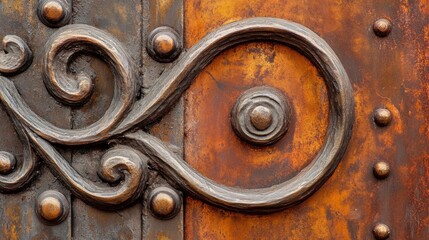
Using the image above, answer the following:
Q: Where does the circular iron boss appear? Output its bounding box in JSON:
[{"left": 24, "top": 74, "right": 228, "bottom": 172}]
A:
[{"left": 231, "top": 86, "right": 291, "bottom": 145}]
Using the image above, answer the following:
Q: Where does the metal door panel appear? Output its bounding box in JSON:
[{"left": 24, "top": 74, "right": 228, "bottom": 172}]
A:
[
  {"left": 184, "top": 1, "right": 428, "bottom": 239},
  {"left": 0, "top": 1, "right": 428, "bottom": 239}
]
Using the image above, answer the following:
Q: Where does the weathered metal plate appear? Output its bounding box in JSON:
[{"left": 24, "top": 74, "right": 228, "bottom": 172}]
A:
[
  {"left": 184, "top": 0, "right": 429, "bottom": 239},
  {"left": 70, "top": 1, "right": 143, "bottom": 239},
  {"left": 0, "top": 1, "right": 71, "bottom": 239}
]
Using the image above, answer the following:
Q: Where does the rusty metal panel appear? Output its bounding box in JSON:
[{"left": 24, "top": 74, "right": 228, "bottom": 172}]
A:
[{"left": 183, "top": 0, "right": 429, "bottom": 239}]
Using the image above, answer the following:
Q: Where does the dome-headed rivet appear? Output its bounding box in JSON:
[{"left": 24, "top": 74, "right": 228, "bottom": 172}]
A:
[
  {"left": 373, "top": 18, "right": 392, "bottom": 37},
  {"left": 0, "top": 151, "right": 16, "bottom": 175},
  {"left": 42, "top": 1, "right": 65, "bottom": 23},
  {"left": 153, "top": 34, "right": 177, "bottom": 56},
  {"left": 35, "top": 190, "right": 69, "bottom": 225},
  {"left": 373, "top": 108, "right": 392, "bottom": 127},
  {"left": 373, "top": 223, "right": 390, "bottom": 240},
  {"left": 373, "top": 161, "right": 390, "bottom": 179},
  {"left": 149, "top": 187, "right": 181, "bottom": 220},
  {"left": 250, "top": 106, "right": 273, "bottom": 130},
  {"left": 37, "top": 0, "right": 71, "bottom": 28},
  {"left": 147, "top": 27, "right": 182, "bottom": 63}
]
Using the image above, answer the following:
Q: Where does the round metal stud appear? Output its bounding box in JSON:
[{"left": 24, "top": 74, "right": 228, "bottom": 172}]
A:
[
  {"left": 153, "top": 34, "right": 176, "bottom": 55},
  {"left": 147, "top": 26, "right": 182, "bottom": 63},
  {"left": 373, "top": 161, "right": 390, "bottom": 179},
  {"left": 231, "top": 86, "right": 291, "bottom": 145},
  {"left": 250, "top": 106, "right": 273, "bottom": 130},
  {"left": 373, "top": 18, "right": 392, "bottom": 37},
  {"left": 373, "top": 223, "right": 390, "bottom": 240},
  {"left": 373, "top": 108, "right": 392, "bottom": 127},
  {"left": 42, "top": 1, "right": 64, "bottom": 23},
  {"left": 37, "top": 0, "right": 71, "bottom": 28},
  {"left": 0, "top": 151, "right": 16, "bottom": 175},
  {"left": 35, "top": 190, "right": 69, "bottom": 225},
  {"left": 148, "top": 187, "right": 181, "bottom": 220}
]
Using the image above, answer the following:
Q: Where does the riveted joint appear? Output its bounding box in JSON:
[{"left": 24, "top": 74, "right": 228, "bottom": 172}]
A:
[
  {"left": 373, "top": 223, "right": 390, "bottom": 240},
  {"left": 373, "top": 161, "right": 390, "bottom": 179},
  {"left": 373, "top": 18, "right": 392, "bottom": 37},
  {"left": 148, "top": 186, "right": 181, "bottom": 220},
  {"left": 35, "top": 190, "right": 69, "bottom": 225},
  {"left": 147, "top": 26, "right": 182, "bottom": 63},
  {"left": 37, "top": 0, "right": 72, "bottom": 28},
  {"left": 373, "top": 108, "right": 392, "bottom": 127}
]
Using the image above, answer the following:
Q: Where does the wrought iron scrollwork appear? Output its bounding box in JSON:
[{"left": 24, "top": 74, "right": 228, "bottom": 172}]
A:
[
  {"left": 0, "top": 18, "right": 354, "bottom": 212},
  {"left": 0, "top": 117, "right": 37, "bottom": 192},
  {"left": 0, "top": 35, "right": 32, "bottom": 74}
]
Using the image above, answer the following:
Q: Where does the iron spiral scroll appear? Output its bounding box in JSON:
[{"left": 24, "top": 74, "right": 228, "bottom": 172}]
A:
[{"left": 0, "top": 18, "right": 354, "bottom": 213}]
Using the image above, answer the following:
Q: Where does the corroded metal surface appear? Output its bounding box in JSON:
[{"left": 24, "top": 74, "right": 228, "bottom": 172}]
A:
[{"left": 184, "top": 0, "right": 429, "bottom": 239}]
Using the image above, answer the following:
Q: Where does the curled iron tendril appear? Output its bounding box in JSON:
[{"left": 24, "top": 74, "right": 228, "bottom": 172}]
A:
[
  {"left": 0, "top": 18, "right": 353, "bottom": 212},
  {"left": 0, "top": 35, "right": 33, "bottom": 75}
]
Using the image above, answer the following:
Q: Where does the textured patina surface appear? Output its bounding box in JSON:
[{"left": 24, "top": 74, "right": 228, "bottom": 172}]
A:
[
  {"left": 0, "top": 0, "right": 428, "bottom": 239},
  {"left": 184, "top": 0, "right": 429, "bottom": 239}
]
